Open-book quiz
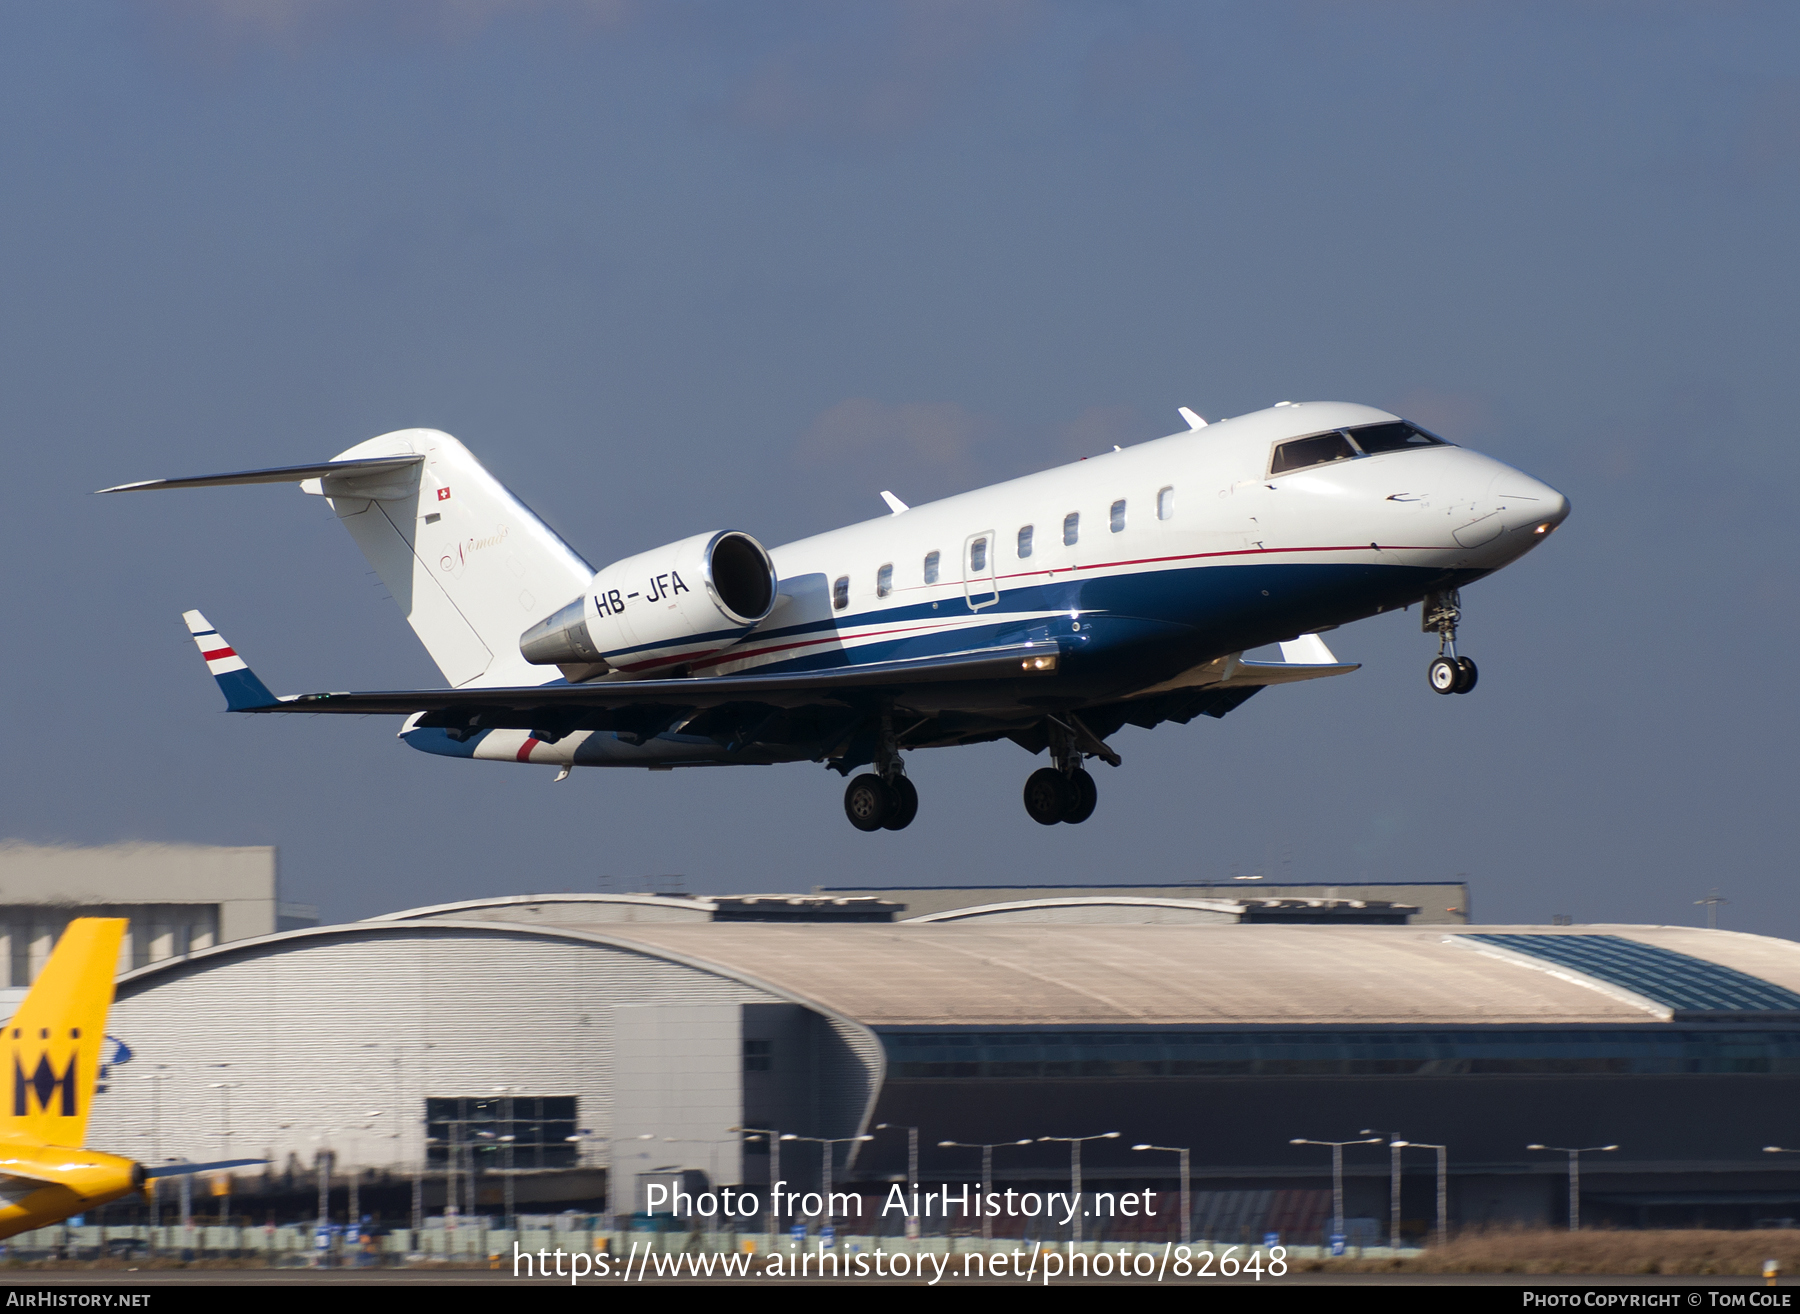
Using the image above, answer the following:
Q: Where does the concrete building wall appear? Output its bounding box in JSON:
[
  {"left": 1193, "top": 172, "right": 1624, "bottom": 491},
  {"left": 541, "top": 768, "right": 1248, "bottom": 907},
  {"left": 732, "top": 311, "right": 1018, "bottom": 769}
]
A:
[
  {"left": 0, "top": 841, "right": 295, "bottom": 943},
  {"left": 0, "top": 841, "right": 317, "bottom": 1012},
  {"left": 612, "top": 1003, "right": 743, "bottom": 1198},
  {"left": 92, "top": 925, "right": 800, "bottom": 1174}
]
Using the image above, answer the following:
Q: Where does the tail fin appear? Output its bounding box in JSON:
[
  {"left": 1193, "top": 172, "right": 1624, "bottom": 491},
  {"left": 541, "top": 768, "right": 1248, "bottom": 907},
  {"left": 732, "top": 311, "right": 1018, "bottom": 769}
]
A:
[
  {"left": 182, "top": 610, "right": 279, "bottom": 710},
  {"left": 310, "top": 430, "right": 594, "bottom": 687},
  {"left": 104, "top": 430, "right": 596, "bottom": 688},
  {"left": 3, "top": 919, "right": 126, "bottom": 1149}
]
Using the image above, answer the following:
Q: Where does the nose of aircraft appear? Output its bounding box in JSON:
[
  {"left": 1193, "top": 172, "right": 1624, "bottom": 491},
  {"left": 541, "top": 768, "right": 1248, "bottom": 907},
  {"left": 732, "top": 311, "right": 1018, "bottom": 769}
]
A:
[{"left": 1491, "top": 472, "right": 1570, "bottom": 545}]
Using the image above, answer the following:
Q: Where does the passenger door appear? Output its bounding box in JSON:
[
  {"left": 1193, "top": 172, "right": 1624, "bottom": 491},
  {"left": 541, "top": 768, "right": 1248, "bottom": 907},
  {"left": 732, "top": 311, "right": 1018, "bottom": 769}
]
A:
[{"left": 962, "top": 530, "right": 997, "bottom": 610}]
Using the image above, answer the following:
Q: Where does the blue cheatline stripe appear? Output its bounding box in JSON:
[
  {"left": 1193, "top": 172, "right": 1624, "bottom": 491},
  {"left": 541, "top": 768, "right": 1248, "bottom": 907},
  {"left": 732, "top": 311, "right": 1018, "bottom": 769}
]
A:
[
  {"left": 720, "top": 560, "right": 1472, "bottom": 678},
  {"left": 1469, "top": 934, "right": 1800, "bottom": 1013}
]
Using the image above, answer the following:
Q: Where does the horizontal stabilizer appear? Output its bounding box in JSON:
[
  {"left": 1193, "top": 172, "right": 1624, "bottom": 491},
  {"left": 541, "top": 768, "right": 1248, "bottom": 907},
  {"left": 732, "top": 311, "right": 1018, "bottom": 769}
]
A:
[
  {"left": 97, "top": 455, "right": 423, "bottom": 495},
  {"left": 183, "top": 611, "right": 280, "bottom": 711},
  {"left": 143, "top": 1158, "right": 269, "bottom": 1179}
]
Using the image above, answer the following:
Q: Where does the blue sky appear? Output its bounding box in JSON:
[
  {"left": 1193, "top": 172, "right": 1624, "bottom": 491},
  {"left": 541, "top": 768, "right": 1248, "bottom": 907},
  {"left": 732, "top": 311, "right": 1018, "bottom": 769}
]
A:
[{"left": 3, "top": 1, "right": 1795, "bottom": 929}]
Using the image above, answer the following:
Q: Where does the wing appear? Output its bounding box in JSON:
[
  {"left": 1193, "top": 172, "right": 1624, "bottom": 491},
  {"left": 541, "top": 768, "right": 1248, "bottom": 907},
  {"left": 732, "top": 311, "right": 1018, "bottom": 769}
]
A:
[{"left": 184, "top": 611, "right": 1062, "bottom": 734}]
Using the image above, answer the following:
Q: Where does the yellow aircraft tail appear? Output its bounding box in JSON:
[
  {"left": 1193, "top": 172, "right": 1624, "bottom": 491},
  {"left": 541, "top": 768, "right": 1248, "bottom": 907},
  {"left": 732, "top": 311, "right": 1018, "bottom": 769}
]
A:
[{"left": 1, "top": 918, "right": 125, "bottom": 1149}]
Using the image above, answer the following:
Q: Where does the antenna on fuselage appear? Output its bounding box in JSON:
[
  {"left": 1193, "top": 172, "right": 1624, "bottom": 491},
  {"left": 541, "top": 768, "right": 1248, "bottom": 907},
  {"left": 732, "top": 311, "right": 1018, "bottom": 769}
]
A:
[
  {"left": 1178, "top": 407, "right": 1207, "bottom": 429},
  {"left": 880, "top": 491, "right": 909, "bottom": 515}
]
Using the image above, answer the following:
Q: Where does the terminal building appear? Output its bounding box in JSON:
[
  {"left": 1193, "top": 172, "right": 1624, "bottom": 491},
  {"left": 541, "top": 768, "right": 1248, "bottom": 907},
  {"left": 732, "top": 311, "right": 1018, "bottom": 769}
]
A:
[{"left": 77, "top": 885, "right": 1800, "bottom": 1234}]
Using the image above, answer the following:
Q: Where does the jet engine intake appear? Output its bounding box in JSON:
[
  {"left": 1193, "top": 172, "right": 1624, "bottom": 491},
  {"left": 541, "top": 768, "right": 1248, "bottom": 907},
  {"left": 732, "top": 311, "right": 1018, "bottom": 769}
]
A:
[{"left": 520, "top": 530, "right": 776, "bottom": 678}]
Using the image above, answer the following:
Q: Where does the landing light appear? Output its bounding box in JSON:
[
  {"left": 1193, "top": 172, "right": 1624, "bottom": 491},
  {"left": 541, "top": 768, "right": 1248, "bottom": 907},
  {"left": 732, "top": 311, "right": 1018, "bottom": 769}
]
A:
[
  {"left": 1534, "top": 523, "right": 1552, "bottom": 535},
  {"left": 1023, "top": 655, "right": 1056, "bottom": 672}
]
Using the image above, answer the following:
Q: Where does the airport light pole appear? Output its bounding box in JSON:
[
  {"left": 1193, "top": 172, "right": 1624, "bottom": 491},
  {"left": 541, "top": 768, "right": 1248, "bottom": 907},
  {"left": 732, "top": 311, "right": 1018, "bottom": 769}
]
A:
[
  {"left": 208, "top": 1082, "right": 242, "bottom": 1227},
  {"left": 780, "top": 1134, "right": 874, "bottom": 1226},
  {"left": 1037, "top": 1132, "right": 1120, "bottom": 1245},
  {"left": 1132, "top": 1143, "right": 1191, "bottom": 1244},
  {"left": 939, "top": 1139, "right": 1033, "bottom": 1241},
  {"left": 728, "top": 1127, "right": 781, "bottom": 1234},
  {"left": 1526, "top": 1144, "right": 1617, "bottom": 1232},
  {"left": 876, "top": 1124, "right": 920, "bottom": 1236},
  {"left": 1395, "top": 1141, "right": 1449, "bottom": 1247},
  {"left": 139, "top": 1071, "right": 170, "bottom": 1231},
  {"left": 492, "top": 1086, "right": 525, "bottom": 1235},
  {"left": 345, "top": 1112, "right": 382, "bottom": 1234},
  {"left": 1290, "top": 1137, "right": 1382, "bottom": 1242},
  {"left": 1360, "top": 1128, "right": 1406, "bottom": 1250}
]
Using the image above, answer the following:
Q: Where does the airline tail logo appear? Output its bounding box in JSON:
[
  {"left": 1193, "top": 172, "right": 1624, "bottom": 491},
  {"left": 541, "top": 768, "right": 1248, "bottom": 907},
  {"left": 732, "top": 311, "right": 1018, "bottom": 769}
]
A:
[
  {"left": 14, "top": 1051, "right": 77, "bottom": 1118},
  {"left": 1, "top": 917, "right": 125, "bottom": 1146}
]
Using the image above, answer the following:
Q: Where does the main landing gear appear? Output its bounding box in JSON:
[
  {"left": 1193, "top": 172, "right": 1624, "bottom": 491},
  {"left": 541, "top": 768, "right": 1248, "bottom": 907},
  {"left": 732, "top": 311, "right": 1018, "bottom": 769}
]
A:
[
  {"left": 1423, "top": 588, "right": 1478, "bottom": 695},
  {"left": 843, "top": 771, "right": 918, "bottom": 832},
  {"left": 843, "top": 712, "right": 919, "bottom": 832},
  {"left": 1023, "top": 714, "right": 1116, "bottom": 826}
]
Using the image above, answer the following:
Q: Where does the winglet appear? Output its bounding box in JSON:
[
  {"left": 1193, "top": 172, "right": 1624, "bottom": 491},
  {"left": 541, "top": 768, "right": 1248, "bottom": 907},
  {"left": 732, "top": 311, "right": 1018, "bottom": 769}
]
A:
[
  {"left": 182, "top": 611, "right": 279, "bottom": 711},
  {"left": 1179, "top": 407, "right": 1207, "bottom": 429},
  {"left": 880, "top": 491, "right": 909, "bottom": 515}
]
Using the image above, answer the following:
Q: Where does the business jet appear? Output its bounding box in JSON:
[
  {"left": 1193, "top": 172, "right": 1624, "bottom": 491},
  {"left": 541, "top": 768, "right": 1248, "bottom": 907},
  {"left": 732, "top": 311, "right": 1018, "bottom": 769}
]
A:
[
  {"left": 0, "top": 919, "right": 261, "bottom": 1238},
  {"left": 104, "top": 401, "right": 1567, "bottom": 831}
]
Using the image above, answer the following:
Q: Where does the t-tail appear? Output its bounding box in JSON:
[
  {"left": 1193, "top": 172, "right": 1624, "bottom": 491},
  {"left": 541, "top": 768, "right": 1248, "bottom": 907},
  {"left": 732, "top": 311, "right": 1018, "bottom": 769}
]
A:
[{"left": 104, "top": 430, "right": 594, "bottom": 689}]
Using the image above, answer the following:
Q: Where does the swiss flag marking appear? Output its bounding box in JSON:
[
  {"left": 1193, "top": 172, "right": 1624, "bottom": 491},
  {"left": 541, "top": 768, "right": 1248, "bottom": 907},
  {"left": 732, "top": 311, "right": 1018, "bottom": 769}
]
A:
[{"left": 437, "top": 487, "right": 452, "bottom": 501}]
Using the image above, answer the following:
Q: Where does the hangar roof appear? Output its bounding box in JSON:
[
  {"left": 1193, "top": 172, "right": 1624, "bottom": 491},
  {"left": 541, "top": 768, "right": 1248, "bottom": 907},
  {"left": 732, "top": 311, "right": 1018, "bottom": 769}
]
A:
[
  {"left": 549, "top": 922, "right": 1800, "bottom": 1027},
  {"left": 116, "top": 913, "right": 1800, "bottom": 1030}
]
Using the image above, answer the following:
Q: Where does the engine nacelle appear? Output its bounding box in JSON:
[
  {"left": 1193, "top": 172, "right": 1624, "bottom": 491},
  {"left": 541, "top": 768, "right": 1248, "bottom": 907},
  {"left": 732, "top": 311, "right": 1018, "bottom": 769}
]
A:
[{"left": 519, "top": 530, "right": 776, "bottom": 678}]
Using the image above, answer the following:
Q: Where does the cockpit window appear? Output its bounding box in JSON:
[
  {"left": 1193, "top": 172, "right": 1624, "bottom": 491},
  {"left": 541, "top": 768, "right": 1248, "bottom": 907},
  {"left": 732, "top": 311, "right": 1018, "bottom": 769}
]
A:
[
  {"left": 1270, "top": 431, "right": 1357, "bottom": 475},
  {"left": 1346, "top": 421, "right": 1449, "bottom": 454},
  {"left": 1269, "top": 422, "right": 1451, "bottom": 476}
]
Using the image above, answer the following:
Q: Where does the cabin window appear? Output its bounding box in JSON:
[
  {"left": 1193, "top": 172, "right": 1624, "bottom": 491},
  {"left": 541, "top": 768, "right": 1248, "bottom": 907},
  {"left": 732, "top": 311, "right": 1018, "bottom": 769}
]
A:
[
  {"left": 833, "top": 576, "right": 849, "bottom": 610},
  {"left": 970, "top": 537, "right": 988, "bottom": 573},
  {"left": 876, "top": 563, "right": 893, "bottom": 598},
  {"left": 1017, "top": 525, "right": 1034, "bottom": 559},
  {"left": 923, "top": 551, "right": 940, "bottom": 585},
  {"left": 1157, "top": 486, "right": 1174, "bottom": 521},
  {"left": 1063, "top": 512, "right": 1079, "bottom": 546},
  {"left": 1270, "top": 430, "right": 1357, "bottom": 475},
  {"left": 1110, "top": 499, "right": 1126, "bottom": 533}
]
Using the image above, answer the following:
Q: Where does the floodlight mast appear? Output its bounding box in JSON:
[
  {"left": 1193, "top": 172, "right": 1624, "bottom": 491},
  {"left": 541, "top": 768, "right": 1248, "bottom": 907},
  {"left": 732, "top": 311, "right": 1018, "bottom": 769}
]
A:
[
  {"left": 1526, "top": 1143, "right": 1617, "bottom": 1231},
  {"left": 876, "top": 1124, "right": 920, "bottom": 1234},
  {"left": 1132, "top": 1143, "right": 1192, "bottom": 1243},
  {"left": 939, "top": 1139, "right": 1033, "bottom": 1241},
  {"left": 1290, "top": 1137, "right": 1383, "bottom": 1240},
  {"left": 1397, "top": 1140, "right": 1450, "bottom": 1248},
  {"left": 1036, "top": 1133, "right": 1120, "bottom": 1244}
]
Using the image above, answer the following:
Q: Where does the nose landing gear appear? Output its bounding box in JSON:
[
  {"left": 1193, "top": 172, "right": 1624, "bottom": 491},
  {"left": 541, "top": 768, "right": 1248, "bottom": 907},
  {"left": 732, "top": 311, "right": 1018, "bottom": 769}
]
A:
[{"left": 1423, "top": 589, "right": 1478, "bottom": 694}]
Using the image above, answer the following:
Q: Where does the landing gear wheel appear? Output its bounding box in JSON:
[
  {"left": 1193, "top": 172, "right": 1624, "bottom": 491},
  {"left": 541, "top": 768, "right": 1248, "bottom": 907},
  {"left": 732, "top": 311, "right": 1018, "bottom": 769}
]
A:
[
  {"left": 1023, "top": 767, "right": 1073, "bottom": 826},
  {"left": 1062, "top": 769, "right": 1098, "bottom": 824},
  {"left": 1428, "top": 655, "right": 1461, "bottom": 695},
  {"left": 844, "top": 774, "right": 894, "bottom": 832},
  {"left": 1454, "top": 656, "right": 1478, "bottom": 694},
  {"left": 881, "top": 775, "right": 919, "bottom": 830}
]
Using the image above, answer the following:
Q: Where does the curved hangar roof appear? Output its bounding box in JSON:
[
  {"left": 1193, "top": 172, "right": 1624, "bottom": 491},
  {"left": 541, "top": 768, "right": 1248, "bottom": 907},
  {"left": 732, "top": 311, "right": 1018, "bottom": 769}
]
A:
[
  {"left": 113, "top": 896, "right": 1800, "bottom": 1029},
  {"left": 264, "top": 916, "right": 1800, "bottom": 1028},
  {"left": 525, "top": 923, "right": 1800, "bottom": 1026}
]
